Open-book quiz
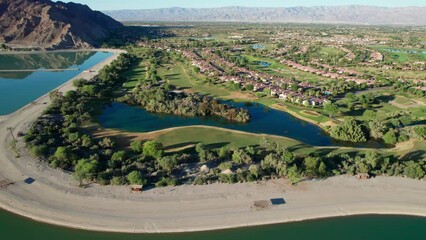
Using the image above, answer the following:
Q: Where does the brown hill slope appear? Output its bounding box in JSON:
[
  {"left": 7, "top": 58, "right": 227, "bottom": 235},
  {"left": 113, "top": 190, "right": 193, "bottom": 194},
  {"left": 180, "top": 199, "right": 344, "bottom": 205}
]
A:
[{"left": 0, "top": 0, "right": 123, "bottom": 49}]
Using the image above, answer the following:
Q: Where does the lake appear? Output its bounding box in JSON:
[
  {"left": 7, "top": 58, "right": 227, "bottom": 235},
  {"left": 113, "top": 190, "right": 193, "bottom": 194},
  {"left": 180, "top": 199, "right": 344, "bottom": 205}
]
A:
[
  {"left": 252, "top": 44, "right": 265, "bottom": 49},
  {"left": 382, "top": 48, "right": 426, "bottom": 54},
  {"left": 0, "top": 210, "right": 424, "bottom": 240},
  {"left": 99, "top": 101, "right": 334, "bottom": 146},
  {"left": 254, "top": 60, "right": 272, "bottom": 67},
  {"left": 0, "top": 51, "right": 113, "bottom": 115}
]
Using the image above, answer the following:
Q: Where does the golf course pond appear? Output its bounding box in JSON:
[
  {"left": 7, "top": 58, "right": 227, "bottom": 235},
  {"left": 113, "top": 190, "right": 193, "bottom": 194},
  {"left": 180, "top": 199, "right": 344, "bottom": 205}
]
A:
[{"left": 99, "top": 101, "right": 335, "bottom": 146}]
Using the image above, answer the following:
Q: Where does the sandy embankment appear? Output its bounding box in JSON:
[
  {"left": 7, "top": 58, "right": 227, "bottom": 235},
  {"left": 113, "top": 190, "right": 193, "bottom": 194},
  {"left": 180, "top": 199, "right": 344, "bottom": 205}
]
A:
[
  {"left": 269, "top": 103, "right": 337, "bottom": 129},
  {"left": 0, "top": 49, "right": 425, "bottom": 233}
]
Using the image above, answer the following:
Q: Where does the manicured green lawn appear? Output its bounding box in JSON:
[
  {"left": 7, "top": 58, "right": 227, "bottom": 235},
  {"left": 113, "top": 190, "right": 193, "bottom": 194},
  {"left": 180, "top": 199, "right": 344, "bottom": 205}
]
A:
[
  {"left": 317, "top": 46, "right": 344, "bottom": 58},
  {"left": 243, "top": 55, "right": 330, "bottom": 83},
  {"left": 122, "top": 60, "right": 147, "bottom": 89},
  {"left": 396, "top": 141, "right": 426, "bottom": 161},
  {"left": 351, "top": 66, "right": 426, "bottom": 81},
  {"left": 156, "top": 126, "right": 312, "bottom": 155},
  {"left": 157, "top": 61, "right": 233, "bottom": 98},
  {"left": 154, "top": 126, "right": 404, "bottom": 158},
  {"left": 394, "top": 95, "right": 415, "bottom": 105},
  {"left": 285, "top": 104, "right": 330, "bottom": 123},
  {"left": 369, "top": 46, "right": 426, "bottom": 63}
]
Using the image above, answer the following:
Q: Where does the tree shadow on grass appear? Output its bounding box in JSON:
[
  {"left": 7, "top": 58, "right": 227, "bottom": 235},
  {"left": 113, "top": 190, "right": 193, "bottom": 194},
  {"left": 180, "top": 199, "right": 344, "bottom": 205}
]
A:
[
  {"left": 400, "top": 150, "right": 426, "bottom": 161},
  {"left": 165, "top": 141, "right": 199, "bottom": 151},
  {"left": 376, "top": 95, "right": 395, "bottom": 103},
  {"left": 287, "top": 144, "right": 310, "bottom": 152},
  {"left": 344, "top": 108, "right": 366, "bottom": 117},
  {"left": 177, "top": 87, "right": 191, "bottom": 90},
  {"left": 310, "top": 148, "right": 340, "bottom": 157},
  {"left": 205, "top": 142, "right": 231, "bottom": 150},
  {"left": 164, "top": 73, "right": 180, "bottom": 78}
]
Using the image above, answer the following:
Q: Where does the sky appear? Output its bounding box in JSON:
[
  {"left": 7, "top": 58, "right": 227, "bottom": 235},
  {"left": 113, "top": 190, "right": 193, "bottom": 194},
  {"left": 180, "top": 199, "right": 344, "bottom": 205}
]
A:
[{"left": 66, "top": 0, "right": 426, "bottom": 11}]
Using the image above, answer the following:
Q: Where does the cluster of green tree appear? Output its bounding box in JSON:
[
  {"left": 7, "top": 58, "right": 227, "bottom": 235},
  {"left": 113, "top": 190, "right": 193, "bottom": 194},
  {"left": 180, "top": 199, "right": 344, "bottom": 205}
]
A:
[
  {"left": 282, "top": 44, "right": 347, "bottom": 65},
  {"left": 102, "top": 27, "right": 175, "bottom": 48},
  {"left": 393, "top": 81, "right": 426, "bottom": 97},
  {"left": 24, "top": 53, "right": 135, "bottom": 186},
  {"left": 329, "top": 118, "right": 367, "bottom": 143},
  {"left": 1, "top": 43, "right": 9, "bottom": 50},
  {"left": 118, "top": 80, "right": 251, "bottom": 123},
  {"left": 123, "top": 137, "right": 426, "bottom": 188},
  {"left": 352, "top": 49, "right": 371, "bottom": 63},
  {"left": 332, "top": 92, "right": 426, "bottom": 144},
  {"left": 328, "top": 151, "right": 425, "bottom": 180},
  {"left": 186, "top": 39, "right": 225, "bottom": 48},
  {"left": 212, "top": 49, "right": 250, "bottom": 68}
]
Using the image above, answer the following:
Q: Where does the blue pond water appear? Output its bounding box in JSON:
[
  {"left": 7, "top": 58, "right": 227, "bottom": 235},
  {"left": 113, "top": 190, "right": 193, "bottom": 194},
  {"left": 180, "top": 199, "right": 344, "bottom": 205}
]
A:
[
  {"left": 98, "top": 101, "right": 334, "bottom": 146},
  {"left": 382, "top": 48, "right": 426, "bottom": 54},
  {"left": 252, "top": 44, "right": 265, "bottom": 49},
  {"left": 255, "top": 61, "right": 272, "bottom": 67}
]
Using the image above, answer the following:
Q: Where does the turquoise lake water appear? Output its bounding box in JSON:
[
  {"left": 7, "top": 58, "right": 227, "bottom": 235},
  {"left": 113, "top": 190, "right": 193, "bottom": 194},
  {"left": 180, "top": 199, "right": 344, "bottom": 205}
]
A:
[
  {"left": 0, "top": 210, "right": 425, "bottom": 240},
  {"left": 0, "top": 51, "right": 113, "bottom": 115}
]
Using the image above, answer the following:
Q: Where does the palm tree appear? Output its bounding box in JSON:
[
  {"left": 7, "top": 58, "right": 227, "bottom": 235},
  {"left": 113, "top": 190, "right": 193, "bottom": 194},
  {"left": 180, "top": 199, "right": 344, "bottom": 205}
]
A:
[{"left": 7, "top": 127, "right": 15, "bottom": 141}]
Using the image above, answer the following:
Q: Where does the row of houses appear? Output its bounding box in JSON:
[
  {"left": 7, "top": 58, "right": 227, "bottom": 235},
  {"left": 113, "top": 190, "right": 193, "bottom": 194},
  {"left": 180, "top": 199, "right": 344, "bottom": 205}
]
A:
[
  {"left": 334, "top": 46, "right": 356, "bottom": 61},
  {"left": 182, "top": 49, "right": 330, "bottom": 107},
  {"left": 218, "top": 75, "right": 328, "bottom": 107},
  {"left": 310, "top": 60, "right": 359, "bottom": 76},
  {"left": 181, "top": 50, "right": 222, "bottom": 76},
  {"left": 280, "top": 59, "right": 374, "bottom": 85}
]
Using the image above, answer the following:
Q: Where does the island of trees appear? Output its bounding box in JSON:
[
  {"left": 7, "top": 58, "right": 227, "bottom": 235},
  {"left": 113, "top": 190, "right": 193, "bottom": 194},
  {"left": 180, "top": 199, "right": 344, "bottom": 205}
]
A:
[{"left": 118, "top": 80, "right": 251, "bottom": 122}]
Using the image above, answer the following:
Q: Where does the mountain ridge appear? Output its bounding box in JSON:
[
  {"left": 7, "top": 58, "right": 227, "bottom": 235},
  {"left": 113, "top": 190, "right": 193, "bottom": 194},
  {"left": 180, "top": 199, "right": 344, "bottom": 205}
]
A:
[
  {"left": 0, "top": 0, "right": 123, "bottom": 49},
  {"left": 104, "top": 5, "right": 426, "bottom": 25}
]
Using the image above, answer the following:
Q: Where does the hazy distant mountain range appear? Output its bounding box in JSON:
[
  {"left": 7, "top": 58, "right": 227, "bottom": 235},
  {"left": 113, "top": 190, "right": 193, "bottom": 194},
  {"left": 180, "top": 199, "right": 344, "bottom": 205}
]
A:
[{"left": 104, "top": 5, "right": 426, "bottom": 25}]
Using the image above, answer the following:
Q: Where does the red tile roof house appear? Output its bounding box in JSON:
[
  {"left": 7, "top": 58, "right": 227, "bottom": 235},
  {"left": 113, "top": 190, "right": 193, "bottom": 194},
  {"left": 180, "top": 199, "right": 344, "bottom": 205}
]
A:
[
  {"left": 415, "top": 86, "right": 426, "bottom": 92},
  {"left": 253, "top": 83, "right": 266, "bottom": 92},
  {"left": 308, "top": 97, "right": 329, "bottom": 107},
  {"left": 278, "top": 90, "right": 294, "bottom": 101}
]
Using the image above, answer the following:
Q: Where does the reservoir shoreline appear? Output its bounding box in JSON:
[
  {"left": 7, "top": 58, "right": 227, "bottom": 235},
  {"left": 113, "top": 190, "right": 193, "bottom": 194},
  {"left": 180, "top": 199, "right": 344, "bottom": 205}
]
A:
[
  {"left": 0, "top": 49, "right": 425, "bottom": 234},
  {"left": 0, "top": 49, "right": 116, "bottom": 116}
]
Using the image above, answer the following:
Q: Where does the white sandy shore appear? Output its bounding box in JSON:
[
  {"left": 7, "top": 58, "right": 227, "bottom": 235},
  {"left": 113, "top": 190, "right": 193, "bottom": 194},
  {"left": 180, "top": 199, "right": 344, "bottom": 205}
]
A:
[{"left": 0, "top": 48, "right": 425, "bottom": 233}]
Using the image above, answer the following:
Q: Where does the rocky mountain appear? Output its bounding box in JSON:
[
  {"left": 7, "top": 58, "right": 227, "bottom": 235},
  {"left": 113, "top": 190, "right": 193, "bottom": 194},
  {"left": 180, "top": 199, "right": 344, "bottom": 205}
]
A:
[
  {"left": 105, "top": 5, "right": 426, "bottom": 25},
  {"left": 0, "top": 0, "right": 123, "bottom": 49}
]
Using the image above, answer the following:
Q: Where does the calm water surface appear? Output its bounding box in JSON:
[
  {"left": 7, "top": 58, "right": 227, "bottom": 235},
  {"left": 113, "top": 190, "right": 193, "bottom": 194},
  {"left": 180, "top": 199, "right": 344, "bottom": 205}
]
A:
[
  {"left": 99, "top": 102, "right": 333, "bottom": 146},
  {"left": 0, "top": 210, "right": 425, "bottom": 240},
  {"left": 0, "top": 51, "right": 113, "bottom": 115},
  {"left": 382, "top": 48, "right": 426, "bottom": 54}
]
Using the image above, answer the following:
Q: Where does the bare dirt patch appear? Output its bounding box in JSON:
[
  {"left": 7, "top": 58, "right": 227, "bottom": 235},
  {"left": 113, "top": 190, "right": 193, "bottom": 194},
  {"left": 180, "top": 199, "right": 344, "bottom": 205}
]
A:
[
  {"left": 320, "top": 120, "right": 339, "bottom": 127},
  {"left": 224, "top": 91, "right": 258, "bottom": 101},
  {"left": 392, "top": 139, "right": 416, "bottom": 152},
  {"left": 301, "top": 110, "right": 321, "bottom": 117},
  {"left": 390, "top": 98, "right": 426, "bottom": 109},
  {"left": 89, "top": 126, "right": 170, "bottom": 149}
]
